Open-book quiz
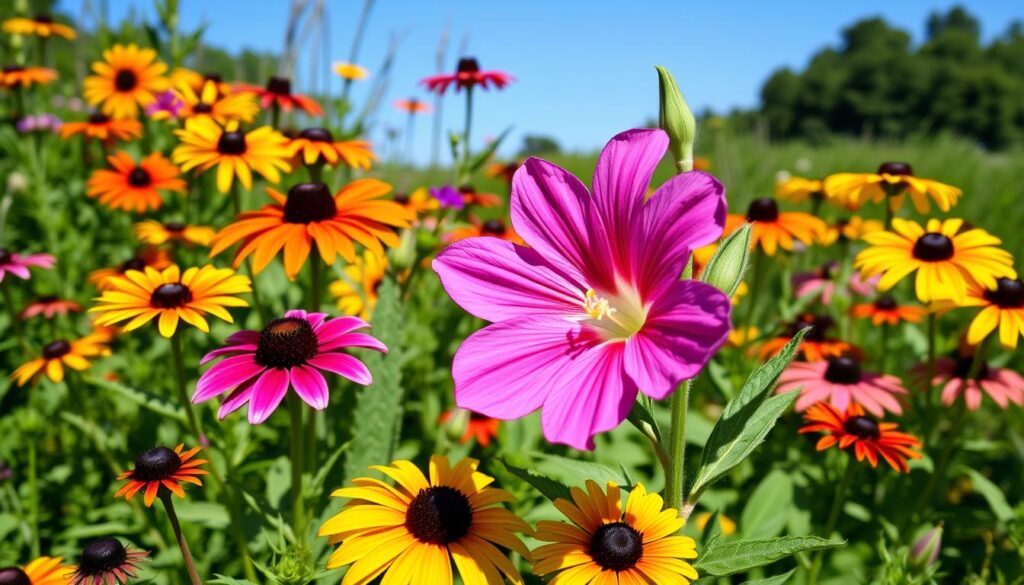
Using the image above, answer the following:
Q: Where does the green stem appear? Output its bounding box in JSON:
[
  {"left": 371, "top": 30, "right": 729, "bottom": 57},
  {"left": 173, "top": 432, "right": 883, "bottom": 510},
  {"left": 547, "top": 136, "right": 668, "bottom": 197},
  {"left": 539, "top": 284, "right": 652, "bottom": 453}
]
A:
[
  {"left": 884, "top": 200, "right": 894, "bottom": 231},
  {"left": 27, "top": 440, "right": 39, "bottom": 558},
  {"left": 1, "top": 280, "right": 26, "bottom": 351},
  {"left": 740, "top": 250, "right": 764, "bottom": 351},
  {"left": 460, "top": 86, "right": 474, "bottom": 181},
  {"left": 808, "top": 459, "right": 856, "bottom": 585},
  {"left": 308, "top": 163, "right": 324, "bottom": 184},
  {"left": 309, "top": 256, "right": 323, "bottom": 312},
  {"left": 665, "top": 380, "right": 691, "bottom": 515},
  {"left": 160, "top": 493, "right": 203, "bottom": 585},
  {"left": 170, "top": 332, "right": 205, "bottom": 444},
  {"left": 880, "top": 323, "right": 890, "bottom": 373},
  {"left": 289, "top": 396, "right": 307, "bottom": 544}
]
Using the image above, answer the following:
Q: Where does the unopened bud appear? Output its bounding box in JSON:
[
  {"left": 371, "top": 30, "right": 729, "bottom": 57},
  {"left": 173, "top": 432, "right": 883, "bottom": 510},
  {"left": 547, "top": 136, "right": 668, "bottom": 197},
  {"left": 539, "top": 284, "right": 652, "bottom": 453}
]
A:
[
  {"left": 656, "top": 65, "right": 696, "bottom": 174},
  {"left": 700, "top": 224, "right": 752, "bottom": 298},
  {"left": 910, "top": 523, "right": 943, "bottom": 570}
]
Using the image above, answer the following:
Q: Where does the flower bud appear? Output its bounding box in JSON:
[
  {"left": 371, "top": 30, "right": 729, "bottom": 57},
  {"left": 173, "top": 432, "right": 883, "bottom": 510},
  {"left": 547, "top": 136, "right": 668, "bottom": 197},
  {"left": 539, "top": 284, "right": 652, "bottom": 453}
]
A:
[
  {"left": 909, "top": 523, "right": 943, "bottom": 570},
  {"left": 656, "top": 65, "right": 697, "bottom": 174},
  {"left": 6, "top": 171, "right": 28, "bottom": 194},
  {"left": 700, "top": 224, "right": 752, "bottom": 298}
]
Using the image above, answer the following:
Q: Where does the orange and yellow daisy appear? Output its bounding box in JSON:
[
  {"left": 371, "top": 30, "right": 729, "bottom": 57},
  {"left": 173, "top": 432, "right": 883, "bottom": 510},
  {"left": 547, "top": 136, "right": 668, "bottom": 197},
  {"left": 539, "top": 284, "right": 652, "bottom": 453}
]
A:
[
  {"left": 0, "top": 65, "right": 57, "bottom": 89},
  {"left": 235, "top": 76, "right": 323, "bottom": 116},
  {"left": 319, "top": 456, "right": 531, "bottom": 585},
  {"left": 288, "top": 128, "right": 376, "bottom": 170},
  {"left": 934, "top": 277, "right": 1024, "bottom": 349},
  {"left": 758, "top": 314, "right": 855, "bottom": 362},
  {"left": 167, "top": 67, "right": 204, "bottom": 92},
  {"left": 328, "top": 250, "right": 386, "bottom": 319},
  {"left": 851, "top": 295, "right": 926, "bottom": 326},
  {"left": 60, "top": 112, "right": 142, "bottom": 142},
  {"left": 533, "top": 480, "right": 699, "bottom": 584},
  {"left": 0, "top": 556, "right": 75, "bottom": 585},
  {"left": 115, "top": 444, "right": 208, "bottom": 507},
  {"left": 775, "top": 176, "right": 824, "bottom": 205},
  {"left": 88, "top": 248, "right": 173, "bottom": 291},
  {"left": 90, "top": 264, "right": 250, "bottom": 337},
  {"left": 334, "top": 62, "right": 369, "bottom": 81},
  {"left": 210, "top": 180, "right": 413, "bottom": 279},
  {"left": 87, "top": 151, "right": 186, "bottom": 213},
  {"left": 855, "top": 218, "right": 1015, "bottom": 304},
  {"left": 11, "top": 333, "right": 110, "bottom": 386},
  {"left": 439, "top": 408, "right": 501, "bottom": 447},
  {"left": 726, "top": 198, "right": 826, "bottom": 256},
  {"left": 394, "top": 98, "right": 432, "bottom": 114},
  {"left": 83, "top": 44, "right": 168, "bottom": 119},
  {"left": 3, "top": 15, "right": 76, "bottom": 39},
  {"left": 819, "top": 216, "right": 884, "bottom": 246},
  {"left": 394, "top": 187, "right": 439, "bottom": 220},
  {"left": 134, "top": 220, "right": 215, "bottom": 247},
  {"left": 175, "top": 79, "right": 258, "bottom": 125},
  {"left": 799, "top": 402, "right": 923, "bottom": 472},
  {"left": 172, "top": 117, "right": 291, "bottom": 193},
  {"left": 824, "top": 162, "right": 961, "bottom": 214}
]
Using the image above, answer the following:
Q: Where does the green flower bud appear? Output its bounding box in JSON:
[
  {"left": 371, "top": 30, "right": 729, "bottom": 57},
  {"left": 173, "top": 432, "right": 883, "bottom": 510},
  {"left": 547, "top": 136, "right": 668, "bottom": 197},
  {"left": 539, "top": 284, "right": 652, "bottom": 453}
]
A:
[
  {"left": 274, "top": 549, "right": 314, "bottom": 585},
  {"left": 701, "top": 224, "right": 752, "bottom": 298},
  {"left": 656, "top": 65, "right": 697, "bottom": 174},
  {"left": 910, "top": 523, "right": 943, "bottom": 570},
  {"left": 388, "top": 228, "right": 418, "bottom": 271}
]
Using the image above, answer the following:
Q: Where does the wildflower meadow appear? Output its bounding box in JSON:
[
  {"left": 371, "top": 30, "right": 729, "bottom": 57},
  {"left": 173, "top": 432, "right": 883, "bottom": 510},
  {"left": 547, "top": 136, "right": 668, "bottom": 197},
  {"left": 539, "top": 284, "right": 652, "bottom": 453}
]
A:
[{"left": 1, "top": 2, "right": 1023, "bottom": 584}]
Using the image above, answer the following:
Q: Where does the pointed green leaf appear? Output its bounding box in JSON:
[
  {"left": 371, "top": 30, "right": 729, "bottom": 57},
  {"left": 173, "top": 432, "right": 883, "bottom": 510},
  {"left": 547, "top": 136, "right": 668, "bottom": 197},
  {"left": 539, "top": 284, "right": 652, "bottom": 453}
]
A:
[
  {"left": 499, "top": 459, "right": 572, "bottom": 502},
  {"left": 741, "top": 470, "right": 793, "bottom": 538},
  {"left": 468, "top": 126, "right": 513, "bottom": 174},
  {"left": 959, "top": 466, "right": 1014, "bottom": 521},
  {"left": 695, "top": 535, "right": 844, "bottom": 576},
  {"left": 739, "top": 569, "right": 796, "bottom": 585}
]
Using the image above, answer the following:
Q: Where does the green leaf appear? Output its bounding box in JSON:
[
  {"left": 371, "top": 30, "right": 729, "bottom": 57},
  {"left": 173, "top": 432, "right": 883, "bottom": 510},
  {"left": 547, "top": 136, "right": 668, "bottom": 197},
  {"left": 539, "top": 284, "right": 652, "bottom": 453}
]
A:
[
  {"left": 343, "top": 278, "right": 406, "bottom": 481},
  {"left": 627, "top": 395, "right": 662, "bottom": 443},
  {"left": 739, "top": 568, "right": 796, "bottom": 585},
  {"left": 531, "top": 453, "right": 634, "bottom": 490},
  {"left": 173, "top": 501, "right": 230, "bottom": 529},
  {"left": 695, "top": 535, "right": 844, "bottom": 576},
  {"left": 499, "top": 459, "right": 572, "bottom": 502},
  {"left": 688, "top": 329, "right": 807, "bottom": 498},
  {"left": 84, "top": 376, "right": 187, "bottom": 422},
  {"left": 468, "top": 127, "right": 513, "bottom": 174},
  {"left": 209, "top": 576, "right": 259, "bottom": 585},
  {"left": 741, "top": 470, "right": 793, "bottom": 539},
  {"left": 960, "top": 466, "right": 1014, "bottom": 521}
]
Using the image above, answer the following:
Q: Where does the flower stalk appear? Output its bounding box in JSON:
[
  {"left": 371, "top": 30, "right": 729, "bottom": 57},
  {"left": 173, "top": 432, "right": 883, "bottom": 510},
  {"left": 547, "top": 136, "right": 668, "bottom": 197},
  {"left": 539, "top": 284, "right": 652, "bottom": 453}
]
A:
[
  {"left": 160, "top": 492, "right": 204, "bottom": 585},
  {"left": 808, "top": 458, "right": 856, "bottom": 585},
  {"left": 170, "top": 332, "right": 205, "bottom": 444}
]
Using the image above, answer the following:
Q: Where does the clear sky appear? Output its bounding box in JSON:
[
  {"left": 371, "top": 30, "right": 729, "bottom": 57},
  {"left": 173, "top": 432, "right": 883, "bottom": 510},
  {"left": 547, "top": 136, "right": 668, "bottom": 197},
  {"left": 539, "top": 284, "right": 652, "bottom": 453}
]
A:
[{"left": 57, "top": 1, "right": 1023, "bottom": 162}]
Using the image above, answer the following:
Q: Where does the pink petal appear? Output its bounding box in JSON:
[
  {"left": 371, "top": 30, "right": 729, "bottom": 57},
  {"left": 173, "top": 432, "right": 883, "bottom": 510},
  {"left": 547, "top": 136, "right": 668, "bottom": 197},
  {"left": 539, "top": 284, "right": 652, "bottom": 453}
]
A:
[
  {"left": 315, "top": 316, "right": 371, "bottom": 344},
  {"left": 284, "top": 309, "right": 308, "bottom": 320},
  {"left": 199, "top": 343, "right": 257, "bottom": 365},
  {"left": 432, "top": 237, "right": 583, "bottom": 322},
  {"left": 248, "top": 368, "right": 291, "bottom": 424},
  {"left": 308, "top": 352, "right": 372, "bottom": 385},
  {"left": 5, "top": 264, "right": 30, "bottom": 279},
  {"left": 225, "top": 329, "right": 260, "bottom": 344},
  {"left": 320, "top": 332, "right": 388, "bottom": 353},
  {"left": 17, "top": 253, "right": 56, "bottom": 268},
  {"left": 290, "top": 365, "right": 329, "bottom": 409},
  {"left": 194, "top": 354, "right": 265, "bottom": 402},
  {"left": 623, "top": 280, "right": 731, "bottom": 399},
  {"left": 218, "top": 379, "right": 256, "bottom": 419}
]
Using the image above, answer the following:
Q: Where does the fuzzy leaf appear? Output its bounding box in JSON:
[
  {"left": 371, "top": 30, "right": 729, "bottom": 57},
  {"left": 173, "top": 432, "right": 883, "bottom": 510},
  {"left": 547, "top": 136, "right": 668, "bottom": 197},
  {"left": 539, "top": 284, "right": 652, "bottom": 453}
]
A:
[
  {"left": 741, "top": 470, "right": 794, "bottom": 538},
  {"left": 696, "top": 535, "right": 844, "bottom": 576},
  {"left": 500, "top": 459, "right": 572, "bottom": 502}
]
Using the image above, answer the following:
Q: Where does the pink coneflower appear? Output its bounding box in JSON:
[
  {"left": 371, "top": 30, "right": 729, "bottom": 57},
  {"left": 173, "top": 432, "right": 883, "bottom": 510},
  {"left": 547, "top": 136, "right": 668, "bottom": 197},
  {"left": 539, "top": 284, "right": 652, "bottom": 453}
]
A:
[
  {"left": 778, "top": 355, "right": 907, "bottom": 416},
  {"left": 0, "top": 248, "right": 55, "bottom": 282},
  {"left": 792, "top": 261, "right": 877, "bottom": 304},
  {"left": 193, "top": 309, "right": 386, "bottom": 424},
  {"left": 421, "top": 57, "right": 513, "bottom": 95},
  {"left": 71, "top": 537, "right": 149, "bottom": 585},
  {"left": 433, "top": 128, "right": 731, "bottom": 449},
  {"left": 144, "top": 89, "right": 184, "bottom": 120},
  {"left": 922, "top": 355, "right": 1024, "bottom": 410},
  {"left": 21, "top": 295, "right": 81, "bottom": 320}
]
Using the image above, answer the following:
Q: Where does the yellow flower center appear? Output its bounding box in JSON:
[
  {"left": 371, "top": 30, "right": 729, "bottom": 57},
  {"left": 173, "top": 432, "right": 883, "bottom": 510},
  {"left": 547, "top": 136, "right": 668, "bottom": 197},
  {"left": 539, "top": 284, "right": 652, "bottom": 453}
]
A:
[{"left": 581, "top": 285, "right": 647, "bottom": 341}]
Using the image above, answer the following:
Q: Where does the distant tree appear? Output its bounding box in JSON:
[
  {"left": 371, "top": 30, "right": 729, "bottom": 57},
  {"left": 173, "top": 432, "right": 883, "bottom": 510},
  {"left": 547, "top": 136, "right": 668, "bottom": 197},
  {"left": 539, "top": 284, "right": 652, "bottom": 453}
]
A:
[{"left": 519, "top": 135, "right": 561, "bottom": 156}]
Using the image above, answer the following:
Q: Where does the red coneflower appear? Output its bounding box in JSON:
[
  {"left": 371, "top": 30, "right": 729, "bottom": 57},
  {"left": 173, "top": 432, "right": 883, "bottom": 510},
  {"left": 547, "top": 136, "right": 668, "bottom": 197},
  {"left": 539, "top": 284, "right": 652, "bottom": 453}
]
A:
[
  {"left": 851, "top": 295, "right": 925, "bottom": 326},
  {"left": 393, "top": 97, "right": 432, "bottom": 114},
  {"left": 21, "top": 295, "right": 81, "bottom": 320},
  {"left": 421, "top": 57, "right": 513, "bottom": 95},
  {"left": 235, "top": 76, "right": 323, "bottom": 116},
  {"left": 917, "top": 355, "right": 1024, "bottom": 411},
  {"left": 60, "top": 112, "right": 142, "bottom": 143},
  {"left": 799, "top": 402, "right": 923, "bottom": 472},
  {"left": 115, "top": 445, "right": 208, "bottom": 507},
  {"left": 439, "top": 408, "right": 501, "bottom": 446},
  {"left": 757, "top": 314, "right": 855, "bottom": 362}
]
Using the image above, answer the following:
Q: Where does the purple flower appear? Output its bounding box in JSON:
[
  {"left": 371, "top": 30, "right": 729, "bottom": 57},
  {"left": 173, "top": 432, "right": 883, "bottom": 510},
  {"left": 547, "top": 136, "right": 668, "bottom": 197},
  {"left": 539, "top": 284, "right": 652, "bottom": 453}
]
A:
[
  {"left": 16, "top": 113, "right": 62, "bottom": 134},
  {"left": 145, "top": 90, "right": 184, "bottom": 120},
  {"left": 430, "top": 185, "right": 465, "bottom": 209},
  {"left": 432, "top": 128, "right": 732, "bottom": 449},
  {"left": 0, "top": 248, "right": 55, "bottom": 282}
]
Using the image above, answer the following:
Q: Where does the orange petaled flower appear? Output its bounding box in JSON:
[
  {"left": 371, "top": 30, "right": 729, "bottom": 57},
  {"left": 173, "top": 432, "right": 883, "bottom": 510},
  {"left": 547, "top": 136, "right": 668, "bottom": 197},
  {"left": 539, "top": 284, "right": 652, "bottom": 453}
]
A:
[
  {"left": 172, "top": 117, "right": 291, "bottom": 193},
  {"left": 3, "top": 15, "right": 77, "bottom": 39},
  {"left": 486, "top": 160, "right": 521, "bottom": 186},
  {"left": 90, "top": 264, "right": 251, "bottom": 337},
  {"left": 167, "top": 67, "right": 204, "bottom": 92},
  {"left": 394, "top": 97, "right": 432, "bottom": 114},
  {"left": 210, "top": 180, "right": 413, "bottom": 280},
  {"left": 115, "top": 445, "right": 208, "bottom": 507},
  {"left": 758, "top": 314, "right": 855, "bottom": 362},
  {"left": 21, "top": 296, "right": 82, "bottom": 320},
  {"left": 819, "top": 216, "right": 884, "bottom": 246},
  {"left": 0, "top": 556, "right": 76, "bottom": 585},
  {"left": 775, "top": 176, "right": 824, "bottom": 205},
  {"left": 852, "top": 295, "right": 925, "bottom": 326},
  {"left": 457, "top": 184, "right": 502, "bottom": 207},
  {"left": 87, "top": 151, "right": 186, "bottom": 213},
  {"left": 235, "top": 76, "right": 323, "bottom": 116},
  {"left": 83, "top": 44, "right": 168, "bottom": 119},
  {"left": 439, "top": 408, "right": 501, "bottom": 447},
  {"left": 328, "top": 250, "right": 386, "bottom": 320},
  {"left": 444, "top": 216, "right": 522, "bottom": 244},
  {"left": 60, "top": 112, "right": 142, "bottom": 142},
  {"left": 726, "top": 198, "right": 825, "bottom": 256},
  {"left": 88, "top": 248, "right": 172, "bottom": 291},
  {"left": 134, "top": 220, "right": 215, "bottom": 247},
  {"left": 394, "top": 187, "right": 439, "bottom": 220},
  {"left": 799, "top": 402, "right": 923, "bottom": 472},
  {"left": 11, "top": 333, "right": 110, "bottom": 387},
  {"left": 0, "top": 65, "right": 57, "bottom": 89},
  {"left": 287, "top": 128, "right": 376, "bottom": 170},
  {"left": 933, "top": 277, "right": 1024, "bottom": 349},
  {"left": 824, "top": 162, "right": 961, "bottom": 213},
  {"left": 175, "top": 79, "right": 259, "bottom": 124}
]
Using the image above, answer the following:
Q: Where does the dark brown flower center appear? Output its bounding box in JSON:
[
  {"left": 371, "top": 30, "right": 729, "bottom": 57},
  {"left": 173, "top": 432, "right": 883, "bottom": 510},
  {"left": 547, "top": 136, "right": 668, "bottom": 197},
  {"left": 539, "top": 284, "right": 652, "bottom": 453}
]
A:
[
  {"left": 37, "top": 295, "right": 59, "bottom": 304},
  {"left": 35, "top": 14, "right": 54, "bottom": 24},
  {"left": 786, "top": 314, "right": 832, "bottom": 342},
  {"left": 590, "top": 522, "right": 643, "bottom": 571},
  {"left": 912, "top": 233, "right": 954, "bottom": 262},
  {"left": 824, "top": 356, "right": 862, "bottom": 384},
  {"left": 878, "top": 162, "right": 913, "bottom": 177},
  {"left": 874, "top": 295, "right": 897, "bottom": 310},
  {"left": 132, "top": 446, "right": 182, "bottom": 482},
  {"left": 266, "top": 76, "right": 292, "bottom": 96},
  {"left": 42, "top": 340, "right": 71, "bottom": 360},
  {"left": 952, "top": 355, "right": 990, "bottom": 381},
  {"left": 983, "top": 278, "right": 1024, "bottom": 309},
  {"left": 255, "top": 317, "right": 319, "bottom": 368},
  {"left": 217, "top": 131, "right": 247, "bottom": 155},
  {"left": 393, "top": 192, "right": 410, "bottom": 205},
  {"left": 88, "top": 112, "right": 109, "bottom": 124},
  {"left": 204, "top": 73, "right": 222, "bottom": 83},
  {"left": 405, "top": 486, "right": 473, "bottom": 544},
  {"left": 0, "top": 568, "right": 31, "bottom": 585},
  {"left": 114, "top": 69, "right": 137, "bottom": 92},
  {"left": 79, "top": 537, "right": 128, "bottom": 575},
  {"left": 150, "top": 283, "right": 192, "bottom": 308},
  {"left": 128, "top": 167, "right": 151, "bottom": 187},
  {"left": 299, "top": 127, "right": 333, "bottom": 142},
  {"left": 192, "top": 103, "right": 213, "bottom": 114},
  {"left": 843, "top": 416, "right": 880, "bottom": 440},
  {"left": 817, "top": 261, "right": 840, "bottom": 280},
  {"left": 456, "top": 57, "right": 480, "bottom": 74},
  {"left": 0, "top": 248, "right": 11, "bottom": 264},
  {"left": 119, "top": 257, "right": 147, "bottom": 272},
  {"left": 482, "top": 219, "right": 506, "bottom": 236},
  {"left": 283, "top": 183, "right": 337, "bottom": 224},
  {"left": 3, "top": 65, "right": 24, "bottom": 74},
  {"left": 165, "top": 222, "right": 186, "bottom": 232},
  {"left": 746, "top": 198, "right": 779, "bottom": 222}
]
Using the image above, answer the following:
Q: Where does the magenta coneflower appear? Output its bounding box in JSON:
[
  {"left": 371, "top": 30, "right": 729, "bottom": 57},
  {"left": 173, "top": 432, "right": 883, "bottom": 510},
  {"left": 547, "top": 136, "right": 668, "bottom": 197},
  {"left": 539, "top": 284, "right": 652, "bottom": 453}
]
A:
[
  {"left": 0, "top": 248, "right": 54, "bottom": 282},
  {"left": 792, "top": 261, "right": 877, "bottom": 304},
  {"left": 432, "top": 129, "right": 731, "bottom": 449},
  {"left": 193, "top": 309, "right": 386, "bottom": 423},
  {"left": 922, "top": 355, "right": 1024, "bottom": 411},
  {"left": 21, "top": 295, "right": 81, "bottom": 320},
  {"left": 421, "top": 57, "right": 513, "bottom": 95},
  {"left": 778, "top": 355, "right": 907, "bottom": 416},
  {"left": 71, "top": 537, "right": 148, "bottom": 585}
]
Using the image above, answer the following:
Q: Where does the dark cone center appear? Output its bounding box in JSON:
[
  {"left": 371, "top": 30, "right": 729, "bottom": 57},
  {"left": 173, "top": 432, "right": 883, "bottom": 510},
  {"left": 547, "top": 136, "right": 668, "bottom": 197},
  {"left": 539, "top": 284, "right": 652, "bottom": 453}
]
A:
[
  {"left": 405, "top": 486, "right": 473, "bottom": 545},
  {"left": 482, "top": 219, "right": 506, "bottom": 236},
  {"left": 818, "top": 260, "right": 840, "bottom": 280},
  {"left": 590, "top": 522, "right": 643, "bottom": 572},
  {"left": 114, "top": 69, "right": 138, "bottom": 92},
  {"left": 119, "top": 257, "right": 147, "bottom": 272},
  {"left": 0, "top": 568, "right": 30, "bottom": 585},
  {"left": 984, "top": 278, "right": 1024, "bottom": 309},
  {"left": 3, "top": 66, "right": 24, "bottom": 74},
  {"left": 165, "top": 222, "right": 186, "bottom": 232},
  {"left": 266, "top": 76, "right": 292, "bottom": 95},
  {"left": 42, "top": 340, "right": 71, "bottom": 360},
  {"left": 457, "top": 57, "right": 480, "bottom": 74},
  {"left": 912, "top": 233, "right": 954, "bottom": 262},
  {"left": 843, "top": 416, "right": 880, "bottom": 440},
  {"left": 953, "top": 356, "right": 990, "bottom": 381},
  {"left": 874, "top": 295, "right": 897, "bottom": 310},
  {"left": 192, "top": 103, "right": 213, "bottom": 114},
  {"left": 204, "top": 73, "right": 223, "bottom": 83},
  {"left": 283, "top": 183, "right": 337, "bottom": 224},
  {"left": 787, "top": 314, "right": 832, "bottom": 342},
  {"left": 0, "top": 248, "right": 11, "bottom": 264},
  {"left": 37, "top": 295, "right": 59, "bottom": 303},
  {"left": 132, "top": 446, "right": 182, "bottom": 482},
  {"left": 87, "top": 112, "right": 109, "bottom": 124},
  {"left": 79, "top": 537, "right": 128, "bottom": 575},
  {"left": 746, "top": 198, "right": 779, "bottom": 222},
  {"left": 299, "top": 127, "right": 333, "bottom": 142},
  {"left": 824, "top": 356, "right": 862, "bottom": 384},
  {"left": 878, "top": 162, "right": 913, "bottom": 177},
  {"left": 393, "top": 192, "right": 410, "bottom": 205},
  {"left": 128, "top": 167, "right": 151, "bottom": 187},
  {"left": 255, "top": 317, "right": 319, "bottom": 368},
  {"left": 217, "top": 131, "right": 247, "bottom": 155},
  {"left": 150, "top": 283, "right": 192, "bottom": 308}
]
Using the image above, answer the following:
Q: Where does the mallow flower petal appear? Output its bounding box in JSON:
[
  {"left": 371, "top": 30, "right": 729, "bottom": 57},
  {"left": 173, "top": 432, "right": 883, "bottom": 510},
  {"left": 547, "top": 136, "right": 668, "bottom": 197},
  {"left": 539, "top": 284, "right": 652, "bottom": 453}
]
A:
[
  {"left": 624, "top": 280, "right": 731, "bottom": 399},
  {"left": 433, "top": 237, "right": 584, "bottom": 322}
]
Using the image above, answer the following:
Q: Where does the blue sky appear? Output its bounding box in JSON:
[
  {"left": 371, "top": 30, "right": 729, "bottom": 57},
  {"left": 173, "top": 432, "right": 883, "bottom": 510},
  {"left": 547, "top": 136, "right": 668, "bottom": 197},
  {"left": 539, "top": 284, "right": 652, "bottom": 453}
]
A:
[{"left": 57, "top": 1, "right": 1023, "bottom": 162}]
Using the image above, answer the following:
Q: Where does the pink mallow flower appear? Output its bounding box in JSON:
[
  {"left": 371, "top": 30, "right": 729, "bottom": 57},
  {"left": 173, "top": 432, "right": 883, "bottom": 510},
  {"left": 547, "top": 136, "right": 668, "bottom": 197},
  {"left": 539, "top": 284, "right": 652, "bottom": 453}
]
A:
[
  {"left": 0, "top": 248, "right": 55, "bottom": 282},
  {"left": 921, "top": 356, "right": 1024, "bottom": 411},
  {"left": 792, "top": 261, "right": 878, "bottom": 305},
  {"left": 432, "top": 128, "right": 731, "bottom": 449},
  {"left": 193, "top": 310, "right": 386, "bottom": 424},
  {"left": 777, "top": 355, "right": 907, "bottom": 416}
]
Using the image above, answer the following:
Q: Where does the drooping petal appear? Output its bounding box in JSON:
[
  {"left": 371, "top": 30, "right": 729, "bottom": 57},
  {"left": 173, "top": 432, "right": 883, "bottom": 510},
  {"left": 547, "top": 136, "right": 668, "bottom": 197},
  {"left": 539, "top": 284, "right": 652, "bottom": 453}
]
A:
[
  {"left": 308, "top": 353, "right": 372, "bottom": 385},
  {"left": 290, "top": 365, "right": 330, "bottom": 410},
  {"left": 193, "top": 354, "right": 266, "bottom": 402},
  {"left": 248, "top": 368, "right": 291, "bottom": 424}
]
